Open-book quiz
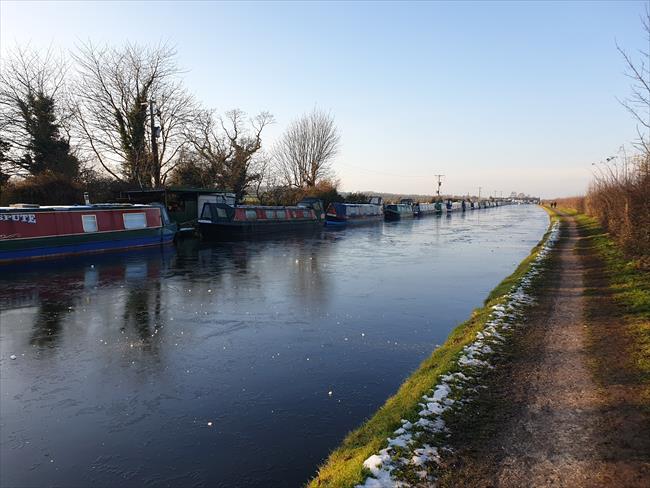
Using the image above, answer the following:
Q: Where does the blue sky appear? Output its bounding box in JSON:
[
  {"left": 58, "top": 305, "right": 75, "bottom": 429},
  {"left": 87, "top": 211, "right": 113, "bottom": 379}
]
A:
[{"left": 1, "top": 1, "right": 647, "bottom": 197}]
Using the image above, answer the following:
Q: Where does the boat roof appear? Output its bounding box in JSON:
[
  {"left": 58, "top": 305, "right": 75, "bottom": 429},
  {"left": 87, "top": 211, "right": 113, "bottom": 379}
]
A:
[
  {"left": 334, "top": 202, "right": 381, "bottom": 206},
  {"left": 228, "top": 204, "right": 313, "bottom": 211},
  {"left": 123, "top": 188, "right": 234, "bottom": 196},
  {"left": 0, "top": 203, "right": 158, "bottom": 212}
]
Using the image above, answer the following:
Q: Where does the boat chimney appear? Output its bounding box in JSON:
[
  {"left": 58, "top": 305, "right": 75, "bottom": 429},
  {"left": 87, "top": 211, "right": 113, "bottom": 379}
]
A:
[{"left": 84, "top": 192, "right": 91, "bottom": 205}]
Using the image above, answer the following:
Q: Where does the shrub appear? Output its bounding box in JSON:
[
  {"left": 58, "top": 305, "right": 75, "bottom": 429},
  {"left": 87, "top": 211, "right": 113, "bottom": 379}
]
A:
[
  {"left": 0, "top": 172, "right": 82, "bottom": 206},
  {"left": 257, "top": 179, "right": 345, "bottom": 209},
  {"left": 344, "top": 192, "right": 370, "bottom": 203},
  {"left": 554, "top": 154, "right": 649, "bottom": 262},
  {"left": 585, "top": 155, "right": 649, "bottom": 260}
]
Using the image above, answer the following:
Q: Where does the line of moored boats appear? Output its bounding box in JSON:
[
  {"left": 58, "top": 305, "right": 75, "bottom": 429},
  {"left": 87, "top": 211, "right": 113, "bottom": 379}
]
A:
[
  {"left": 199, "top": 194, "right": 506, "bottom": 237},
  {"left": 0, "top": 194, "right": 510, "bottom": 264}
]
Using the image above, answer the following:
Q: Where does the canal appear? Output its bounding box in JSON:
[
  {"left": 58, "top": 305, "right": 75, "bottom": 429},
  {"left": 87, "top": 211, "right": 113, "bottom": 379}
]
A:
[{"left": 0, "top": 205, "right": 548, "bottom": 487}]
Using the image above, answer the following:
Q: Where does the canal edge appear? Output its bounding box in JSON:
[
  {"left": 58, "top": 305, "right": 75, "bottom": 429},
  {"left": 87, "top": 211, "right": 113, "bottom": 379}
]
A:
[{"left": 307, "top": 206, "right": 560, "bottom": 487}]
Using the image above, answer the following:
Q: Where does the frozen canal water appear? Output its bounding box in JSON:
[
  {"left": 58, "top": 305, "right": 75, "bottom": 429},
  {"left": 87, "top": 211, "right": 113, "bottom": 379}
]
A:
[{"left": 0, "top": 205, "right": 548, "bottom": 487}]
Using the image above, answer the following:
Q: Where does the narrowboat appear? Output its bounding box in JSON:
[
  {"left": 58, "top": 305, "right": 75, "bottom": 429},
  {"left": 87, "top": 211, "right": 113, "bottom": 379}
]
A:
[
  {"left": 325, "top": 196, "right": 383, "bottom": 226},
  {"left": 198, "top": 198, "right": 324, "bottom": 239},
  {"left": 384, "top": 203, "right": 414, "bottom": 221},
  {"left": 413, "top": 202, "right": 439, "bottom": 216},
  {"left": 0, "top": 203, "right": 177, "bottom": 264},
  {"left": 445, "top": 200, "right": 463, "bottom": 212}
]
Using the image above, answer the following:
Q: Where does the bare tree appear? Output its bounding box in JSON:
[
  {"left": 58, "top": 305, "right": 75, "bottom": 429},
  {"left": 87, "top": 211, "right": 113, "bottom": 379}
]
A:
[
  {"left": 0, "top": 46, "right": 79, "bottom": 179},
  {"left": 186, "top": 109, "right": 274, "bottom": 200},
  {"left": 617, "top": 5, "right": 650, "bottom": 156},
  {"left": 72, "top": 42, "right": 196, "bottom": 187},
  {"left": 273, "top": 108, "right": 340, "bottom": 188},
  {"left": 251, "top": 150, "right": 275, "bottom": 203}
]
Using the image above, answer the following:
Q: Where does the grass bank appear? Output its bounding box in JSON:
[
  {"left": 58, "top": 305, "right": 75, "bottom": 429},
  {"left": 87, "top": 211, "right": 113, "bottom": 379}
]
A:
[
  {"left": 307, "top": 208, "right": 557, "bottom": 487},
  {"left": 574, "top": 213, "right": 650, "bottom": 402}
]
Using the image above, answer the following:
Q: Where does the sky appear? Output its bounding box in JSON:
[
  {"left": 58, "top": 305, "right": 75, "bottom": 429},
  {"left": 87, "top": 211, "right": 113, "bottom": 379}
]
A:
[{"left": 1, "top": 0, "right": 647, "bottom": 198}]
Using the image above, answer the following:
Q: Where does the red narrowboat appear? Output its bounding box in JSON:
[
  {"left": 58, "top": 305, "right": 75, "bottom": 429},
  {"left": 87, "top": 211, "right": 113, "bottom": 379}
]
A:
[{"left": 0, "top": 203, "right": 177, "bottom": 264}]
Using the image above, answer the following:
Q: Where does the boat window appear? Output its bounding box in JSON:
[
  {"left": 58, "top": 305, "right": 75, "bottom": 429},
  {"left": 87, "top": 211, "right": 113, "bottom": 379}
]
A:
[
  {"left": 201, "top": 205, "right": 212, "bottom": 219},
  {"left": 276, "top": 210, "right": 286, "bottom": 219},
  {"left": 245, "top": 210, "right": 257, "bottom": 220},
  {"left": 82, "top": 214, "right": 98, "bottom": 232},
  {"left": 265, "top": 210, "right": 275, "bottom": 219},
  {"left": 216, "top": 207, "right": 228, "bottom": 218},
  {"left": 123, "top": 212, "right": 147, "bottom": 229}
]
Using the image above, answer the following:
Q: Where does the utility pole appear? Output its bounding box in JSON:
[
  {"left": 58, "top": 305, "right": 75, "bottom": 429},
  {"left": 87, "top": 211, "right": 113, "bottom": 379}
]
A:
[
  {"left": 478, "top": 186, "right": 482, "bottom": 201},
  {"left": 434, "top": 174, "right": 445, "bottom": 197},
  {"left": 149, "top": 99, "right": 160, "bottom": 187}
]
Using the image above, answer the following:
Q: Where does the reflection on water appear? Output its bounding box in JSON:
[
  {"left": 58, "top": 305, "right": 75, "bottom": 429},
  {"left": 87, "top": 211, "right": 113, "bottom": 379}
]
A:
[{"left": 0, "top": 206, "right": 548, "bottom": 487}]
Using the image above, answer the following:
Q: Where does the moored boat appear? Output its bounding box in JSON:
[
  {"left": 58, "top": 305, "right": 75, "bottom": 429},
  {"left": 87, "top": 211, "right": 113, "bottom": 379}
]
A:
[
  {"left": 325, "top": 196, "right": 383, "bottom": 226},
  {"left": 384, "top": 203, "right": 414, "bottom": 221},
  {"left": 0, "top": 203, "right": 176, "bottom": 264},
  {"left": 413, "top": 202, "right": 437, "bottom": 216},
  {"left": 198, "top": 198, "right": 324, "bottom": 239},
  {"left": 445, "top": 200, "right": 463, "bottom": 212}
]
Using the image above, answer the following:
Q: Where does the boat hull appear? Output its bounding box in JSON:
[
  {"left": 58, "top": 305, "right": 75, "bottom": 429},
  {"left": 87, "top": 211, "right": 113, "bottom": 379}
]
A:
[
  {"left": 0, "top": 227, "right": 175, "bottom": 264},
  {"left": 384, "top": 210, "right": 414, "bottom": 221},
  {"left": 415, "top": 209, "right": 440, "bottom": 217},
  {"left": 199, "top": 220, "right": 322, "bottom": 240}
]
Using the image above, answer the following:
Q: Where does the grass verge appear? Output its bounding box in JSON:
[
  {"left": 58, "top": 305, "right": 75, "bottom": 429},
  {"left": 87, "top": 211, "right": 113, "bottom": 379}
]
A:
[
  {"left": 574, "top": 213, "right": 650, "bottom": 402},
  {"left": 307, "top": 208, "right": 558, "bottom": 487}
]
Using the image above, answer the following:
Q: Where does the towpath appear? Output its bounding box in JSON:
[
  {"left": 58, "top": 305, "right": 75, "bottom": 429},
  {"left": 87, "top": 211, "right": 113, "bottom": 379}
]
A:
[{"left": 439, "top": 215, "right": 650, "bottom": 487}]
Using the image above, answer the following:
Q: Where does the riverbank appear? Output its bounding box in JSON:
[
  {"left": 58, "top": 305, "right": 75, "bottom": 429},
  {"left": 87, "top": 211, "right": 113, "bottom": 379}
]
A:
[
  {"left": 308, "top": 209, "right": 649, "bottom": 487},
  {"left": 434, "top": 211, "right": 650, "bottom": 486},
  {"left": 307, "top": 209, "right": 560, "bottom": 487}
]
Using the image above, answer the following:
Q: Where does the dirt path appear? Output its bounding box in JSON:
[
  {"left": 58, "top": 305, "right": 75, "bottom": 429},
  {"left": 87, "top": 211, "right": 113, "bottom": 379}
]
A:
[
  {"left": 440, "top": 216, "right": 649, "bottom": 487},
  {"left": 494, "top": 218, "right": 604, "bottom": 486}
]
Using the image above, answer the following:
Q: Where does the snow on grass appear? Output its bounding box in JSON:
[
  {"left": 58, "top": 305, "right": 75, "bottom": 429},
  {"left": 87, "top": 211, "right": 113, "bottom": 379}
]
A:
[{"left": 357, "top": 221, "right": 560, "bottom": 487}]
